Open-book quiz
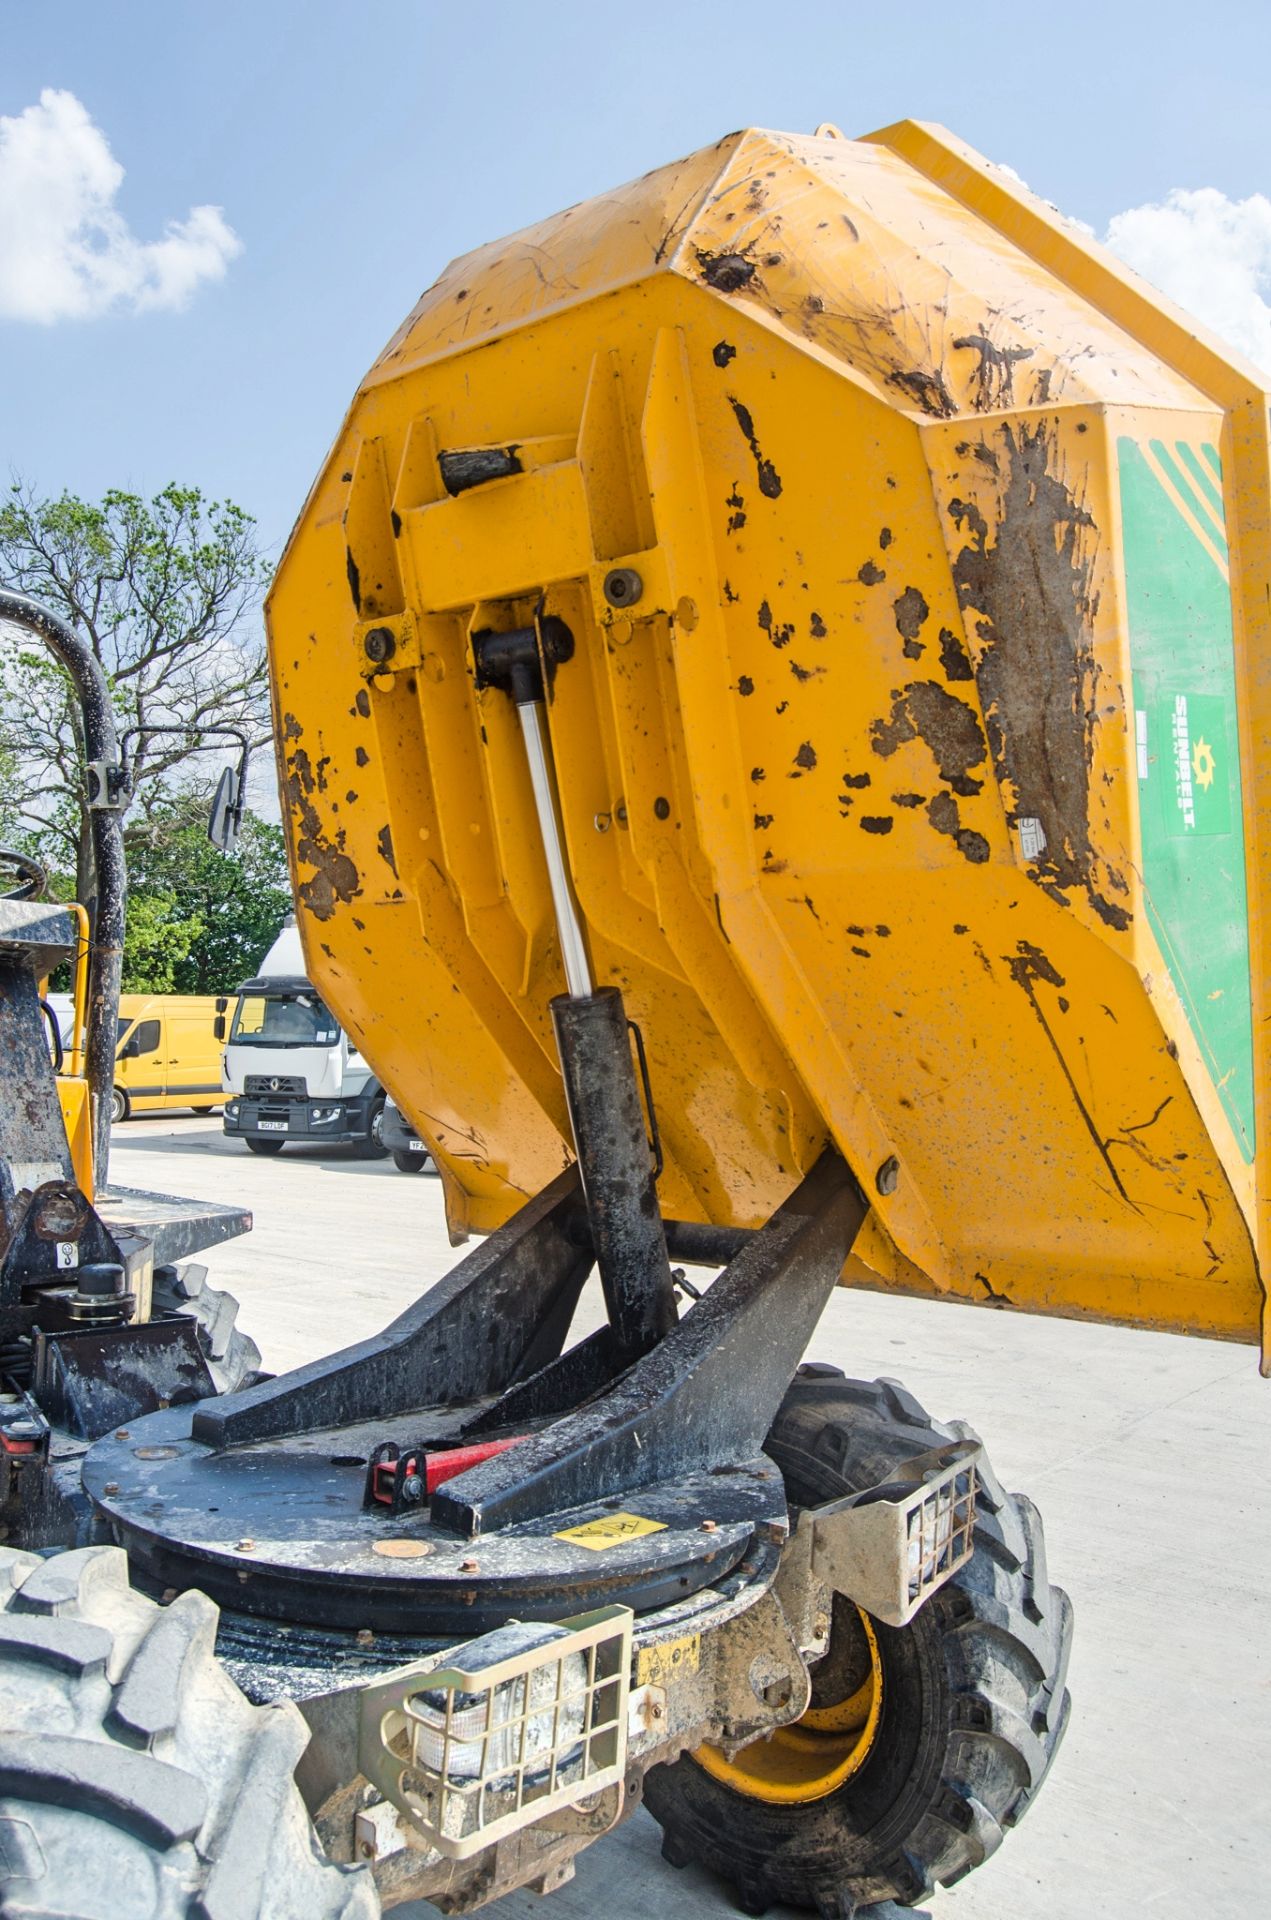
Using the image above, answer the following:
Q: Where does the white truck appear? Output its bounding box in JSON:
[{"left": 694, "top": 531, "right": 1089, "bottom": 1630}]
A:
[{"left": 219, "top": 921, "right": 387, "bottom": 1156}]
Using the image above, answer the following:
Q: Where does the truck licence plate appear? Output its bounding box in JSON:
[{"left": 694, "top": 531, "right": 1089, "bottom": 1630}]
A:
[
  {"left": 409, "top": 1139, "right": 426, "bottom": 1151},
  {"left": 258, "top": 1120, "right": 288, "bottom": 1132}
]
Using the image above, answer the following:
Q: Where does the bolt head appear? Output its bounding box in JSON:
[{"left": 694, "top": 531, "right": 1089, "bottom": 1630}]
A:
[
  {"left": 102, "top": 1481, "right": 119, "bottom": 1495},
  {"left": 699, "top": 1519, "right": 718, "bottom": 1533},
  {"left": 603, "top": 567, "right": 643, "bottom": 608},
  {"left": 875, "top": 1155, "right": 900, "bottom": 1196},
  {"left": 401, "top": 1473, "right": 423, "bottom": 1502},
  {"left": 459, "top": 1557, "right": 479, "bottom": 1572},
  {"left": 363, "top": 625, "right": 396, "bottom": 664},
  {"left": 237, "top": 1538, "right": 256, "bottom": 1552}
]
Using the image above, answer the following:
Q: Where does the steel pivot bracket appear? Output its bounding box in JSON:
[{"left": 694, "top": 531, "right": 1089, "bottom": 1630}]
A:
[{"left": 785, "top": 1438, "right": 981, "bottom": 1628}]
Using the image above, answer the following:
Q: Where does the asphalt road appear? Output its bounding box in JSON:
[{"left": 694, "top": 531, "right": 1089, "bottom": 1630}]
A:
[{"left": 108, "top": 1113, "right": 1271, "bottom": 1920}]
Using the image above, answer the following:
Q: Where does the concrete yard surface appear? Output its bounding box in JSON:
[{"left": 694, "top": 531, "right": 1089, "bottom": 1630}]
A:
[{"left": 109, "top": 1115, "right": 1271, "bottom": 1920}]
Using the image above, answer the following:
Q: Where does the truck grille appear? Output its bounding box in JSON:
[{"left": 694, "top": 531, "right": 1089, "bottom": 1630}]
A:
[{"left": 245, "top": 1074, "right": 306, "bottom": 1097}]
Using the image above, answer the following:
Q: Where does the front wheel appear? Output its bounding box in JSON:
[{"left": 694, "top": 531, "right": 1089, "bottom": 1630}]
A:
[
  {"left": 109, "top": 1085, "right": 130, "bottom": 1124},
  {"left": 644, "top": 1370, "right": 1072, "bottom": 1915},
  {"left": 246, "top": 1135, "right": 285, "bottom": 1156},
  {"left": 393, "top": 1148, "right": 428, "bottom": 1173},
  {"left": 0, "top": 1545, "right": 377, "bottom": 1919},
  {"left": 358, "top": 1096, "right": 389, "bottom": 1160}
]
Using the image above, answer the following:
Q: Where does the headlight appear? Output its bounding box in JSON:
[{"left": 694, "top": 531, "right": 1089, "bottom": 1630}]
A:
[
  {"left": 358, "top": 1607, "right": 632, "bottom": 1860},
  {"left": 411, "top": 1652, "right": 588, "bottom": 1788},
  {"left": 310, "top": 1106, "right": 341, "bottom": 1124}
]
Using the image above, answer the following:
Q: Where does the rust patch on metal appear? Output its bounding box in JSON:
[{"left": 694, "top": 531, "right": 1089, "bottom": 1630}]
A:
[
  {"left": 893, "top": 586, "right": 929, "bottom": 641},
  {"left": 938, "top": 626, "right": 974, "bottom": 682},
  {"left": 712, "top": 340, "right": 737, "bottom": 367},
  {"left": 345, "top": 548, "right": 362, "bottom": 614},
  {"left": 285, "top": 745, "right": 361, "bottom": 923},
  {"left": 859, "top": 816, "right": 894, "bottom": 835},
  {"left": 926, "top": 792, "right": 989, "bottom": 865},
  {"left": 886, "top": 366, "right": 956, "bottom": 418},
  {"left": 952, "top": 330, "right": 1034, "bottom": 410},
  {"left": 727, "top": 397, "right": 783, "bottom": 498},
  {"left": 857, "top": 561, "right": 885, "bottom": 586},
  {"left": 376, "top": 825, "right": 397, "bottom": 876},
  {"left": 696, "top": 248, "right": 757, "bottom": 293},
  {"left": 950, "top": 421, "right": 1129, "bottom": 931},
  {"left": 870, "top": 680, "right": 988, "bottom": 799}
]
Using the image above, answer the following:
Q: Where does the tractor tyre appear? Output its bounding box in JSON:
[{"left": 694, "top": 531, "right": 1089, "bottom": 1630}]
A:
[
  {"left": 109, "top": 1086, "right": 130, "bottom": 1124},
  {"left": 0, "top": 1544, "right": 378, "bottom": 1920},
  {"left": 644, "top": 1370, "right": 1072, "bottom": 1915},
  {"left": 150, "top": 1263, "right": 262, "bottom": 1396},
  {"left": 246, "top": 1136, "right": 284, "bottom": 1156}
]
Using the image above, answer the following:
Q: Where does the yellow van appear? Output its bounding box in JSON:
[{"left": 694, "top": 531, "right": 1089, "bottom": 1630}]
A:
[{"left": 112, "top": 995, "right": 227, "bottom": 1121}]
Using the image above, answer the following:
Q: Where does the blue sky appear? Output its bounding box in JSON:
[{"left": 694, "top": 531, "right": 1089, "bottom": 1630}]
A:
[{"left": 3, "top": 0, "right": 1270, "bottom": 558}]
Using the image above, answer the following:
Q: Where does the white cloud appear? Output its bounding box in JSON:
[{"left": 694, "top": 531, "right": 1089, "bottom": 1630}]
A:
[
  {"left": 0, "top": 88, "right": 241, "bottom": 323},
  {"left": 1105, "top": 188, "right": 1271, "bottom": 378}
]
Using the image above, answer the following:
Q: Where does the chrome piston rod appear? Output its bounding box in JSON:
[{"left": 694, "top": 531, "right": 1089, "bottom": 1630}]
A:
[
  {"left": 473, "top": 615, "right": 677, "bottom": 1359},
  {"left": 516, "top": 699, "right": 593, "bottom": 999}
]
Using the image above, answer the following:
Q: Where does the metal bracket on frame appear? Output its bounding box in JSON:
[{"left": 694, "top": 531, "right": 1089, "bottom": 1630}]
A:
[{"left": 790, "top": 1438, "right": 981, "bottom": 1628}]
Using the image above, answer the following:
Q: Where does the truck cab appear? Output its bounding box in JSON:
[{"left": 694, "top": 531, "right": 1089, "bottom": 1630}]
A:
[{"left": 220, "top": 923, "right": 386, "bottom": 1155}]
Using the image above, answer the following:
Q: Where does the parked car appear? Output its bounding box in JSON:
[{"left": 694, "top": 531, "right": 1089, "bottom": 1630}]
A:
[{"left": 381, "top": 1098, "right": 437, "bottom": 1174}]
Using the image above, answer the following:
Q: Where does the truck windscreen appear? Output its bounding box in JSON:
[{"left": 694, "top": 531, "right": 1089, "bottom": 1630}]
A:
[{"left": 229, "top": 993, "right": 338, "bottom": 1047}]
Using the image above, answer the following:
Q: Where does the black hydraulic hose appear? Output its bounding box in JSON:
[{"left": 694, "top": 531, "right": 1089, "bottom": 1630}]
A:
[{"left": 0, "top": 589, "right": 125, "bottom": 1188}]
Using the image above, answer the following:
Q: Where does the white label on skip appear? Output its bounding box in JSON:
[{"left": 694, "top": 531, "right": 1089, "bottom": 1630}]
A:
[
  {"left": 56, "top": 1242, "right": 78, "bottom": 1270},
  {"left": 1017, "top": 816, "right": 1047, "bottom": 860}
]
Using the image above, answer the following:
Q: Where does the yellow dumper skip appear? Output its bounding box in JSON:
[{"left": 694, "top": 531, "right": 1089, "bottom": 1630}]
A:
[{"left": 268, "top": 121, "right": 1271, "bottom": 1368}]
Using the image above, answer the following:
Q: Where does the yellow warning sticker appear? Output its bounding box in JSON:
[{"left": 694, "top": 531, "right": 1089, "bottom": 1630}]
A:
[
  {"left": 554, "top": 1512, "right": 668, "bottom": 1552},
  {"left": 635, "top": 1633, "right": 701, "bottom": 1686}
]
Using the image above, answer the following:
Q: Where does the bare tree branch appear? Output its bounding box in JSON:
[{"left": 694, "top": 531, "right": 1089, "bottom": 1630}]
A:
[{"left": 0, "top": 479, "right": 273, "bottom": 890}]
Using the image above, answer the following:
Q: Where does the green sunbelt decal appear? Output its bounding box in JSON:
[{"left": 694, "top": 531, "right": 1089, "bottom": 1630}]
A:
[{"left": 1119, "top": 436, "right": 1254, "bottom": 1159}]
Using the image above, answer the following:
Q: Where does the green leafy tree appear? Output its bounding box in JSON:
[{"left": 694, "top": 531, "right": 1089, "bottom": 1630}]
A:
[
  {"left": 0, "top": 480, "right": 272, "bottom": 906},
  {"left": 123, "top": 794, "right": 291, "bottom": 993},
  {"left": 123, "top": 891, "right": 206, "bottom": 993}
]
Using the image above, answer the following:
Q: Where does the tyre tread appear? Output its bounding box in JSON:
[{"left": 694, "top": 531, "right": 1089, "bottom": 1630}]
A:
[
  {"left": 644, "top": 1373, "right": 1073, "bottom": 1913},
  {"left": 0, "top": 1544, "right": 376, "bottom": 1918}
]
